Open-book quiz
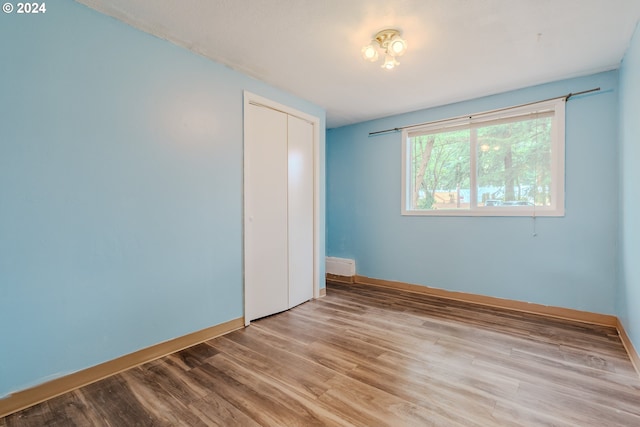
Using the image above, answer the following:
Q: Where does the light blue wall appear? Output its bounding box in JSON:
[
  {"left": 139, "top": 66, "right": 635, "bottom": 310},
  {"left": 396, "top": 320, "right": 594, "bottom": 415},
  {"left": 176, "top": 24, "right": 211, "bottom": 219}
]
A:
[
  {"left": 328, "top": 71, "right": 619, "bottom": 315},
  {"left": 618, "top": 22, "right": 640, "bottom": 354},
  {"left": 0, "top": 0, "right": 325, "bottom": 398}
]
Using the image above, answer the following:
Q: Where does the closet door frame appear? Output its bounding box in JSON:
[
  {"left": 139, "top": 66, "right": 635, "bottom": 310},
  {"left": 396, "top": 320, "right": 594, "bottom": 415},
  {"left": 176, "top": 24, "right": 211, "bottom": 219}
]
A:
[{"left": 243, "top": 91, "right": 321, "bottom": 326}]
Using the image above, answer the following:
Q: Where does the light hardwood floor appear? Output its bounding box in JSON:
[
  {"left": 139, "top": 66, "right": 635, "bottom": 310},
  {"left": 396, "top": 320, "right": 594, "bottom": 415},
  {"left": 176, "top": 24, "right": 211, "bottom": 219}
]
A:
[{"left": 2, "top": 281, "right": 640, "bottom": 426}]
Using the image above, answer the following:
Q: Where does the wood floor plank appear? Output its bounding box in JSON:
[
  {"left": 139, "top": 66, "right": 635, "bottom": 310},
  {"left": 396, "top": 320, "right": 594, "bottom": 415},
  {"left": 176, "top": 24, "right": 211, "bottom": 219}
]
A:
[
  {"left": 187, "top": 391, "right": 263, "bottom": 427},
  {"left": 2, "top": 281, "right": 640, "bottom": 426},
  {"left": 207, "top": 334, "right": 337, "bottom": 400},
  {"left": 0, "top": 396, "right": 71, "bottom": 427},
  {"left": 344, "top": 360, "right": 500, "bottom": 426},
  {"left": 76, "top": 375, "right": 166, "bottom": 426},
  {"left": 119, "top": 368, "right": 209, "bottom": 427},
  {"left": 139, "top": 358, "right": 212, "bottom": 403},
  {"left": 66, "top": 390, "right": 114, "bottom": 427},
  {"left": 515, "top": 380, "right": 640, "bottom": 426},
  {"left": 374, "top": 350, "right": 519, "bottom": 405},
  {"left": 168, "top": 342, "right": 220, "bottom": 370},
  {"left": 491, "top": 400, "right": 577, "bottom": 427},
  {"left": 192, "top": 355, "right": 349, "bottom": 427},
  {"left": 472, "top": 349, "right": 640, "bottom": 407},
  {"left": 318, "top": 375, "right": 471, "bottom": 427}
]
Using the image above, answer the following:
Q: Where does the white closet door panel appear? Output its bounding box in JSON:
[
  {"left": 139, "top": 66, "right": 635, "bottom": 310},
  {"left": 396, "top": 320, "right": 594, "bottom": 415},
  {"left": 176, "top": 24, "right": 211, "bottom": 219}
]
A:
[
  {"left": 245, "top": 104, "right": 289, "bottom": 321},
  {"left": 287, "top": 115, "right": 314, "bottom": 307}
]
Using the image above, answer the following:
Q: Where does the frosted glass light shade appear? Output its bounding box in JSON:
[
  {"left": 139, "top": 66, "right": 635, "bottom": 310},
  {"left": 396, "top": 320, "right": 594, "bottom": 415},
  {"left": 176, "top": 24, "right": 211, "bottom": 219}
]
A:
[
  {"left": 382, "top": 54, "right": 399, "bottom": 70},
  {"left": 361, "top": 44, "right": 379, "bottom": 61},
  {"left": 389, "top": 36, "right": 407, "bottom": 57}
]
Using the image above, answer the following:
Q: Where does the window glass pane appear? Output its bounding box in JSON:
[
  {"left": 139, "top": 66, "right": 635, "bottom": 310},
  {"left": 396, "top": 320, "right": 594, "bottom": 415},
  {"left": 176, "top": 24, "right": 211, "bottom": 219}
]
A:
[
  {"left": 403, "top": 98, "right": 563, "bottom": 216},
  {"left": 410, "top": 129, "right": 470, "bottom": 210},
  {"left": 477, "top": 116, "right": 552, "bottom": 207}
]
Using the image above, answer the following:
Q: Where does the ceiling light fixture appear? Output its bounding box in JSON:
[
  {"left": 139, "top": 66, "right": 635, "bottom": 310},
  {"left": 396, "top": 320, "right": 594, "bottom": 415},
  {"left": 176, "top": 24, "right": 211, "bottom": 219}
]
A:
[{"left": 362, "top": 28, "right": 407, "bottom": 70}]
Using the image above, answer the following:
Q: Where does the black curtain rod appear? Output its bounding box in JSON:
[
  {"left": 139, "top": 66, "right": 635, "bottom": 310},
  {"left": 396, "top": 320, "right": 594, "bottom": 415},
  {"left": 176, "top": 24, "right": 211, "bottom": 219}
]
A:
[{"left": 368, "top": 87, "right": 601, "bottom": 137}]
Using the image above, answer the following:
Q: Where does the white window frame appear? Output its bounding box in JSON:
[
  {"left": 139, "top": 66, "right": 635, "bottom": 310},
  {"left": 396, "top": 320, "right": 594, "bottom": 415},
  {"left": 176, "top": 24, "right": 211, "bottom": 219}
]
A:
[{"left": 401, "top": 98, "right": 565, "bottom": 217}]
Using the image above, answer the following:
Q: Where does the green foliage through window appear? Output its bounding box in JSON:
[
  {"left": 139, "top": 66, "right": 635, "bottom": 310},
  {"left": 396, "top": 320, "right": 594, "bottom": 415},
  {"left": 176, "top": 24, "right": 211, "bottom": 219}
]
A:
[{"left": 403, "top": 99, "right": 564, "bottom": 216}]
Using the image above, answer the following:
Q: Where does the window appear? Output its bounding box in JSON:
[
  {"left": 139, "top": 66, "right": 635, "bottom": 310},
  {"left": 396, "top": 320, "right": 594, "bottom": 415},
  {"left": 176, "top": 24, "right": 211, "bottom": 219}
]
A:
[{"left": 402, "top": 99, "right": 565, "bottom": 216}]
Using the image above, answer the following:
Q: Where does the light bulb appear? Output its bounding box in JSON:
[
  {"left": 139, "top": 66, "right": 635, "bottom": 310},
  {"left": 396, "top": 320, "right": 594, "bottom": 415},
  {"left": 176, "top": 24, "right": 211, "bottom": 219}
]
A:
[
  {"left": 382, "top": 54, "right": 399, "bottom": 70},
  {"left": 361, "top": 44, "right": 379, "bottom": 62},
  {"left": 388, "top": 36, "right": 407, "bottom": 57}
]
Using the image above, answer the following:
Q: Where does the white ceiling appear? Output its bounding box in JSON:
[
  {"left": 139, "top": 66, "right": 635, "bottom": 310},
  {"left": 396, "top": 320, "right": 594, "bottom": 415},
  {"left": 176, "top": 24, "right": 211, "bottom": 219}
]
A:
[{"left": 76, "top": 0, "right": 640, "bottom": 128}]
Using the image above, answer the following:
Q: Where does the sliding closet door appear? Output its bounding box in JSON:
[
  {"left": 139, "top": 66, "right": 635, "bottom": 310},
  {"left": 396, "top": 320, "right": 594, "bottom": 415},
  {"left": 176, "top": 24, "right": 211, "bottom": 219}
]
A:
[
  {"left": 287, "top": 115, "right": 314, "bottom": 307},
  {"left": 244, "top": 104, "right": 289, "bottom": 322}
]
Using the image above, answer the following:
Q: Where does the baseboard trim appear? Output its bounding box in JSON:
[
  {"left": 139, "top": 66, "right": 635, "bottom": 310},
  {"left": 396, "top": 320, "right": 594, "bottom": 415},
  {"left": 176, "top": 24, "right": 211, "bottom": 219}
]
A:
[
  {"left": 326, "top": 273, "right": 355, "bottom": 284},
  {"left": 319, "top": 287, "right": 327, "bottom": 297},
  {"left": 0, "top": 317, "right": 244, "bottom": 418},
  {"left": 354, "top": 275, "right": 617, "bottom": 327},
  {"left": 617, "top": 318, "right": 640, "bottom": 376}
]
